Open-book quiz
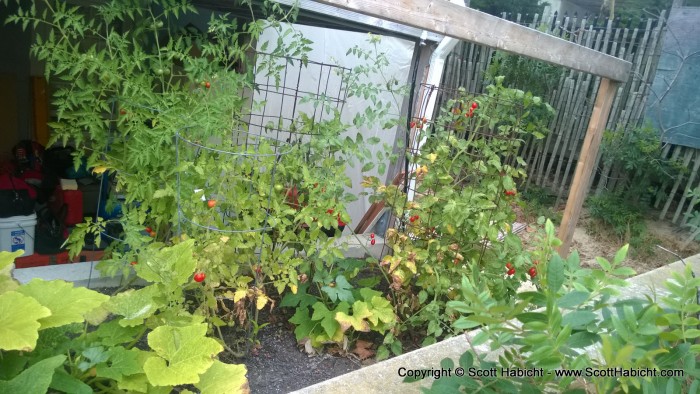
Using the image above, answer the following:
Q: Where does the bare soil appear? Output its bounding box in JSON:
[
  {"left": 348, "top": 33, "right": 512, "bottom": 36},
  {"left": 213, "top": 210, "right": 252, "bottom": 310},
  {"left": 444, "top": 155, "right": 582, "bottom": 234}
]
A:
[
  {"left": 224, "top": 323, "right": 362, "bottom": 394},
  {"left": 518, "top": 207, "right": 700, "bottom": 275}
]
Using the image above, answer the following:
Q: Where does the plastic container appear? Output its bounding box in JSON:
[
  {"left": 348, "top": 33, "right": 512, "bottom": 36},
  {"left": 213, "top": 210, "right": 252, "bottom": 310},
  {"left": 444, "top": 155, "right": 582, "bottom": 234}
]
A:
[
  {"left": 0, "top": 213, "right": 37, "bottom": 257},
  {"left": 51, "top": 187, "right": 83, "bottom": 226}
]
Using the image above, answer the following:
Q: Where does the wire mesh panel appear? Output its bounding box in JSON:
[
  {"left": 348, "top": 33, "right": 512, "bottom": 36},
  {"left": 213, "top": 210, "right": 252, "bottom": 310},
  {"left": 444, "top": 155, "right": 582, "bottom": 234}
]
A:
[
  {"left": 175, "top": 129, "right": 291, "bottom": 236},
  {"left": 247, "top": 54, "right": 351, "bottom": 144},
  {"left": 375, "top": 81, "right": 552, "bottom": 277}
]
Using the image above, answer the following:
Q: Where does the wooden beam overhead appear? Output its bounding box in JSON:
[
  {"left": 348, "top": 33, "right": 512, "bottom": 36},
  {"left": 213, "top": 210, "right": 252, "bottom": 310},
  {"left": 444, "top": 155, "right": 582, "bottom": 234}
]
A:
[{"left": 311, "top": 0, "right": 632, "bottom": 82}]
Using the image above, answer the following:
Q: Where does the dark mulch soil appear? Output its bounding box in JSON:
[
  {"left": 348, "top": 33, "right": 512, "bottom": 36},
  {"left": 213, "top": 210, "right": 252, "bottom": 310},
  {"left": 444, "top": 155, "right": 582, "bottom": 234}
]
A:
[{"left": 222, "top": 323, "right": 362, "bottom": 394}]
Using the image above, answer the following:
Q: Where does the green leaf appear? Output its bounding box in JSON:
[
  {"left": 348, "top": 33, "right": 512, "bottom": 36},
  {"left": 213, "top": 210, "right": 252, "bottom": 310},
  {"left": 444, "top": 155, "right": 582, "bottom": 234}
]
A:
[
  {"left": 50, "top": 369, "right": 92, "bottom": 394},
  {"left": 613, "top": 244, "right": 629, "bottom": 265},
  {"left": 311, "top": 302, "right": 341, "bottom": 339},
  {"left": 96, "top": 347, "right": 143, "bottom": 381},
  {"left": 0, "top": 250, "right": 23, "bottom": 272},
  {"left": 516, "top": 312, "right": 548, "bottom": 324},
  {"left": 567, "top": 331, "right": 600, "bottom": 348},
  {"left": 612, "top": 266, "right": 636, "bottom": 277},
  {"left": 0, "top": 251, "right": 23, "bottom": 294},
  {"left": 106, "top": 286, "right": 163, "bottom": 327},
  {"left": 0, "top": 291, "right": 51, "bottom": 351},
  {"left": 556, "top": 291, "right": 590, "bottom": 308},
  {"left": 547, "top": 254, "right": 565, "bottom": 294},
  {"left": 15, "top": 279, "right": 108, "bottom": 329},
  {"left": 136, "top": 240, "right": 196, "bottom": 285},
  {"left": 87, "top": 319, "right": 144, "bottom": 346},
  {"left": 321, "top": 275, "right": 354, "bottom": 303},
  {"left": 335, "top": 301, "right": 373, "bottom": 333},
  {"left": 562, "top": 311, "right": 597, "bottom": 328},
  {"left": 368, "top": 296, "right": 395, "bottom": 325},
  {"left": 0, "top": 355, "right": 65, "bottom": 393},
  {"left": 194, "top": 360, "right": 248, "bottom": 394},
  {"left": 143, "top": 323, "right": 223, "bottom": 386},
  {"left": 280, "top": 283, "right": 316, "bottom": 309},
  {"left": 288, "top": 308, "right": 316, "bottom": 341}
]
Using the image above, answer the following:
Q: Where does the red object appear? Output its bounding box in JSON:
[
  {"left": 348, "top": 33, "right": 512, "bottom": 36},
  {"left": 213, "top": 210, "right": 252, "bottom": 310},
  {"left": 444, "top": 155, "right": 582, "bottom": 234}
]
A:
[
  {"left": 194, "top": 272, "right": 206, "bottom": 282},
  {"left": 370, "top": 239, "right": 376, "bottom": 246},
  {"left": 14, "top": 250, "right": 105, "bottom": 268},
  {"left": 50, "top": 187, "right": 83, "bottom": 226},
  {"left": 14, "top": 252, "right": 69, "bottom": 268},
  {"left": 507, "top": 268, "right": 516, "bottom": 276},
  {"left": 0, "top": 174, "right": 37, "bottom": 200}
]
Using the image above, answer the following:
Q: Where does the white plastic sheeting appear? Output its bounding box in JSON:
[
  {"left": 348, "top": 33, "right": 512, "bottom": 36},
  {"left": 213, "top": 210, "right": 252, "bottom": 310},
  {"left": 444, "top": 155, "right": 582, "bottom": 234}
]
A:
[{"left": 254, "top": 24, "right": 414, "bottom": 229}]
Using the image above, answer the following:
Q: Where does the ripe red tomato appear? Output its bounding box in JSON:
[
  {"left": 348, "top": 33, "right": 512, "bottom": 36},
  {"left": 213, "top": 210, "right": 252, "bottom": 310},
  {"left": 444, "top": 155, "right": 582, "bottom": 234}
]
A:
[
  {"left": 130, "top": 261, "right": 137, "bottom": 266},
  {"left": 529, "top": 267, "right": 537, "bottom": 277},
  {"left": 507, "top": 268, "right": 516, "bottom": 276},
  {"left": 370, "top": 233, "right": 375, "bottom": 239},
  {"left": 204, "top": 81, "right": 211, "bottom": 89},
  {"left": 506, "top": 262, "right": 513, "bottom": 269},
  {"left": 410, "top": 121, "right": 416, "bottom": 128},
  {"left": 145, "top": 227, "right": 152, "bottom": 233},
  {"left": 471, "top": 102, "right": 478, "bottom": 109},
  {"left": 193, "top": 272, "right": 206, "bottom": 282},
  {"left": 370, "top": 239, "right": 376, "bottom": 246},
  {"left": 207, "top": 199, "right": 217, "bottom": 208}
]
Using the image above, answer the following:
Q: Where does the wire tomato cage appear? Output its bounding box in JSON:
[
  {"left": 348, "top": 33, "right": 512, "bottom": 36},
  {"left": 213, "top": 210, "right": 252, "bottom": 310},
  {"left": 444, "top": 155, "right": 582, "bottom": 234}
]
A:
[{"left": 382, "top": 82, "right": 538, "bottom": 268}]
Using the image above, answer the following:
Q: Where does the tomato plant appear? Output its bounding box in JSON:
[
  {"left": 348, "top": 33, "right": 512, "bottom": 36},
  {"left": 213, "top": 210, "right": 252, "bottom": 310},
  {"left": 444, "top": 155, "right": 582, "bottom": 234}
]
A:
[{"left": 361, "top": 78, "right": 554, "bottom": 358}]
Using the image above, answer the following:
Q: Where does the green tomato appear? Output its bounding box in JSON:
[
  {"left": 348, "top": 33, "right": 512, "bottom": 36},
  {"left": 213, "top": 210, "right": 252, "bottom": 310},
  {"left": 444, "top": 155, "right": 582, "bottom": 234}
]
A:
[{"left": 274, "top": 184, "right": 284, "bottom": 192}]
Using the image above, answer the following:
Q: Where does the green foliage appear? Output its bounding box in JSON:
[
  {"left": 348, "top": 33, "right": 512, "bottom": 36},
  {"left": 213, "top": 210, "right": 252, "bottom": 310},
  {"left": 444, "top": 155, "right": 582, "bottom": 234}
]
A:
[
  {"left": 600, "top": 123, "right": 683, "bottom": 205},
  {"left": 7, "top": 0, "right": 401, "bottom": 356},
  {"left": 470, "top": 0, "right": 549, "bottom": 17},
  {"left": 520, "top": 185, "right": 561, "bottom": 224},
  {"left": 587, "top": 192, "right": 647, "bottom": 243},
  {"left": 358, "top": 78, "right": 554, "bottom": 358},
  {"left": 423, "top": 221, "right": 699, "bottom": 393},
  {"left": 0, "top": 246, "right": 249, "bottom": 393},
  {"left": 485, "top": 51, "right": 563, "bottom": 99}
]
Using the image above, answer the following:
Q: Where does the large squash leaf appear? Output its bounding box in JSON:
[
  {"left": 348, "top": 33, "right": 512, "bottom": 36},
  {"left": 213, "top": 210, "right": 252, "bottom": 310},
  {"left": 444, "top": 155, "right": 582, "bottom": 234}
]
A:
[
  {"left": 143, "top": 323, "right": 223, "bottom": 386},
  {"left": 0, "top": 250, "right": 23, "bottom": 295},
  {"left": 0, "top": 291, "right": 51, "bottom": 351},
  {"left": 195, "top": 360, "right": 249, "bottom": 394},
  {"left": 0, "top": 355, "right": 65, "bottom": 393},
  {"left": 136, "top": 239, "right": 196, "bottom": 285},
  {"left": 97, "top": 347, "right": 146, "bottom": 381},
  {"left": 15, "top": 279, "right": 109, "bottom": 329},
  {"left": 105, "top": 285, "right": 163, "bottom": 327}
]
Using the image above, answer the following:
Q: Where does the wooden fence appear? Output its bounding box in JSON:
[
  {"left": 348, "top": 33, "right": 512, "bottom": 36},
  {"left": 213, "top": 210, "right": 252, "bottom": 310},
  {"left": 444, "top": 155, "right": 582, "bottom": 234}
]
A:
[{"left": 437, "top": 9, "right": 700, "bottom": 225}]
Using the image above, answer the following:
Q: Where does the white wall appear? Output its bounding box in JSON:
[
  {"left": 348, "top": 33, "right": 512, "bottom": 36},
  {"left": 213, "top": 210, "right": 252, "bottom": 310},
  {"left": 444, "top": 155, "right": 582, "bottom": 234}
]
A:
[{"left": 254, "top": 24, "right": 414, "bottom": 230}]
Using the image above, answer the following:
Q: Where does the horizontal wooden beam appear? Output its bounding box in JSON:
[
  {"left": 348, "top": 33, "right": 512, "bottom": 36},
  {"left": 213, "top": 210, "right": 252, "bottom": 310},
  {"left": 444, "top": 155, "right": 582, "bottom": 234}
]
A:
[{"left": 311, "top": 0, "right": 632, "bottom": 82}]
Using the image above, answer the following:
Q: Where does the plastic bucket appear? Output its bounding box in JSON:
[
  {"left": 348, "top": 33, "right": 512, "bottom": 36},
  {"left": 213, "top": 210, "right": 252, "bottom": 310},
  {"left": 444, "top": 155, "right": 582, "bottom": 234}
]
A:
[{"left": 0, "top": 213, "right": 37, "bottom": 257}]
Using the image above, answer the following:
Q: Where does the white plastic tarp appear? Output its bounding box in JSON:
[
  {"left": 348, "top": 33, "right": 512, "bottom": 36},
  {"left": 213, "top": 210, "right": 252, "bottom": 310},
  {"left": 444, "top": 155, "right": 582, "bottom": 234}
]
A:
[{"left": 254, "top": 24, "right": 414, "bottom": 230}]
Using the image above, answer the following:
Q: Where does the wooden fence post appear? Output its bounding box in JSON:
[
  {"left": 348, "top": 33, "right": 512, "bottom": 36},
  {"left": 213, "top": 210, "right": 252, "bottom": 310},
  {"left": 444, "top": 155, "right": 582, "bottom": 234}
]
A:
[{"left": 557, "top": 78, "right": 619, "bottom": 256}]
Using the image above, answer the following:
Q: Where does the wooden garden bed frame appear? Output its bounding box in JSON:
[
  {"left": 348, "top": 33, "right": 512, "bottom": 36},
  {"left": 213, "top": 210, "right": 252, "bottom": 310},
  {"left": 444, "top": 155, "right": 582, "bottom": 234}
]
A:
[{"left": 313, "top": 0, "right": 631, "bottom": 256}]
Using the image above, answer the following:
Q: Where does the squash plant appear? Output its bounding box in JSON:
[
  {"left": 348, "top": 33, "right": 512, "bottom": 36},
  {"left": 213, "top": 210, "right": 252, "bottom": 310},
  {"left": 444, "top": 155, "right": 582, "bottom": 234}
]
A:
[{"left": 0, "top": 249, "right": 248, "bottom": 393}]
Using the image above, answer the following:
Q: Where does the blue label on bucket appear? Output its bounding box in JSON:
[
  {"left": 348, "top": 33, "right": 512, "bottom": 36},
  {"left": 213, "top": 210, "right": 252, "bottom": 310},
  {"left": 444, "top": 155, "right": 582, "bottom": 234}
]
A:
[{"left": 11, "top": 230, "right": 25, "bottom": 252}]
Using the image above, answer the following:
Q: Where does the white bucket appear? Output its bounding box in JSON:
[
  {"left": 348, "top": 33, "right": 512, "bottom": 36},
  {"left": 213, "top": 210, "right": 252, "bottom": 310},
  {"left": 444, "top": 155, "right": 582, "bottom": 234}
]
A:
[{"left": 0, "top": 213, "right": 37, "bottom": 257}]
